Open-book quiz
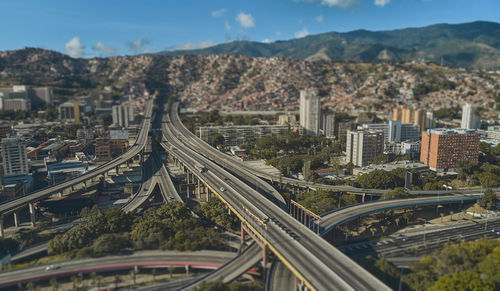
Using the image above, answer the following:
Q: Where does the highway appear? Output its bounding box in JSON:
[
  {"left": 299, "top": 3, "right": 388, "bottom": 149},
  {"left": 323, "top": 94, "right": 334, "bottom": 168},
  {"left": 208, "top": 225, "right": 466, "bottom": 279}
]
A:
[
  {"left": 177, "top": 243, "right": 261, "bottom": 290},
  {"left": 164, "top": 106, "right": 390, "bottom": 291},
  {"left": 0, "top": 250, "right": 237, "bottom": 288},
  {"left": 0, "top": 100, "right": 153, "bottom": 216},
  {"left": 266, "top": 259, "right": 296, "bottom": 291},
  {"left": 319, "top": 195, "right": 480, "bottom": 235},
  {"left": 339, "top": 217, "right": 500, "bottom": 262},
  {"left": 173, "top": 101, "right": 498, "bottom": 197}
]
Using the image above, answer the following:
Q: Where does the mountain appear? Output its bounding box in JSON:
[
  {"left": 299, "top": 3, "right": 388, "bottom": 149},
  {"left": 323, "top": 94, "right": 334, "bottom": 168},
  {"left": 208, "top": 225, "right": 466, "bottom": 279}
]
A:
[{"left": 159, "top": 21, "right": 500, "bottom": 70}]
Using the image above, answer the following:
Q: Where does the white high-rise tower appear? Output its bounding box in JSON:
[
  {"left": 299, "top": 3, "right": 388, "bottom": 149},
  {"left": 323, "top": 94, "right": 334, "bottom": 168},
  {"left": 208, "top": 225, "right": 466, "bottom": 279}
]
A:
[
  {"left": 299, "top": 89, "right": 321, "bottom": 136},
  {"left": 461, "top": 104, "right": 480, "bottom": 129}
]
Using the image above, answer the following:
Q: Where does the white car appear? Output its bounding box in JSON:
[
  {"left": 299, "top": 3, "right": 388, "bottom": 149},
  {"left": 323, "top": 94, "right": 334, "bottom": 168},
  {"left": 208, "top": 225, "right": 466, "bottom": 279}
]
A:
[
  {"left": 220, "top": 187, "right": 226, "bottom": 192},
  {"left": 45, "top": 265, "right": 60, "bottom": 271}
]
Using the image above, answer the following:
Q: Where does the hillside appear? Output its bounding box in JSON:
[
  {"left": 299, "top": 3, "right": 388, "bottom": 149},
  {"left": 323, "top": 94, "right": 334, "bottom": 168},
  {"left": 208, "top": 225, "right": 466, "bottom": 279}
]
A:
[
  {"left": 0, "top": 48, "right": 498, "bottom": 118},
  {"left": 160, "top": 21, "right": 500, "bottom": 70}
]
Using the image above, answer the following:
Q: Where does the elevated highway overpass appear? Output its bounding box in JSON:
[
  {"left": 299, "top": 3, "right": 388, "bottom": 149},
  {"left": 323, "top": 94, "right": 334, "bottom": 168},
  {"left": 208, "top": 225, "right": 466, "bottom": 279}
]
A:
[{"left": 163, "top": 107, "right": 390, "bottom": 291}]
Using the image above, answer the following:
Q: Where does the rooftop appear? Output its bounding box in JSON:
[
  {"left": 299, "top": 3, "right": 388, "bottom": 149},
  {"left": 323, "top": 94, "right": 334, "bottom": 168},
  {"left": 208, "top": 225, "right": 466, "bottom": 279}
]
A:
[{"left": 428, "top": 128, "right": 477, "bottom": 135}]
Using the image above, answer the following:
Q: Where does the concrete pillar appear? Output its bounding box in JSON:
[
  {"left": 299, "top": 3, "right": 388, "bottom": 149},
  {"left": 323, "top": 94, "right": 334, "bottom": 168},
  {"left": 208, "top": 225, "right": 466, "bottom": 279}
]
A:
[
  {"left": 13, "top": 212, "right": 19, "bottom": 228},
  {"left": 197, "top": 180, "right": 201, "bottom": 199},
  {"left": 262, "top": 245, "right": 268, "bottom": 280},
  {"left": 362, "top": 193, "right": 365, "bottom": 203},
  {"left": 185, "top": 265, "right": 190, "bottom": 275},
  {"left": 0, "top": 216, "right": 4, "bottom": 238},
  {"left": 116, "top": 166, "right": 120, "bottom": 175},
  {"left": 240, "top": 222, "right": 246, "bottom": 252},
  {"left": 29, "top": 203, "right": 36, "bottom": 227}
]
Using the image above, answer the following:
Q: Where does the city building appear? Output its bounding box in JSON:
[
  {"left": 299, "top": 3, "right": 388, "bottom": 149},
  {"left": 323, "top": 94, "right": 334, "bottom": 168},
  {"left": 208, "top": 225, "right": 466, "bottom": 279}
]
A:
[
  {"left": 59, "top": 101, "right": 81, "bottom": 123},
  {"left": 393, "top": 105, "right": 431, "bottom": 132},
  {"left": 95, "top": 137, "right": 112, "bottom": 161},
  {"left": 278, "top": 113, "right": 297, "bottom": 125},
  {"left": 0, "top": 85, "right": 52, "bottom": 107},
  {"left": 335, "top": 118, "right": 356, "bottom": 141},
  {"left": 112, "top": 103, "right": 135, "bottom": 128},
  {"left": 47, "top": 160, "right": 89, "bottom": 185},
  {"left": 401, "top": 141, "right": 422, "bottom": 159},
  {"left": 299, "top": 89, "right": 321, "bottom": 136},
  {"left": 461, "top": 103, "right": 481, "bottom": 129},
  {"left": 353, "top": 160, "right": 429, "bottom": 176},
  {"left": 345, "top": 129, "right": 384, "bottom": 167},
  {"left": 110, "top": 132, "right": 129, "bottom": 158},
  {"left": 425, "top": 111, "right": 435, "bottom": 130},
  {"left": 0, "top": 121, "right": 11, "bottom": 138},
  {"left": 1, "top": 138, "right": 29, "bottom": 176},
  {"left": 323, "top": 109, "right": 335, "bottom": 138},
  {"left": 199, "top": 125, "right": 289, "bottom": 146},
  {"left": 0, "top": 182, "right": 25, "bottom": 201},
  {"left": 420, "top": 128, "right": 480, "bottom": 171}
]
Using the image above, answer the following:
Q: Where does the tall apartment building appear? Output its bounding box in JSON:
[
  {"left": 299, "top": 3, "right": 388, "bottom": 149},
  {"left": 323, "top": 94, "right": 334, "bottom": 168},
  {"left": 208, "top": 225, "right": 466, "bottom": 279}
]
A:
[
  {"left": 420, "top": 128, "right": 480, "bottom": 171},
  {"left": 323, "top": 109, "right": 335, "bottom": 138},
  {"left": 363, "top": 121, "right": 419, "bottom": 144},
  {"left": 425, "top": 111, "right": 435, "bottom": 130},
  {"left": 199, "top": 125, "right": 289, "bottom": 146},
  {"left": 59, "top": 101, "right": 81, "bottom": 123},
  {"left": 335, "top": 119, "right": 356, "bottom": 141},
  {"left": 0, "top": 122, "right": 11, "bottom": 138},
  {"left": 346, "top": 129, "right": 384, "bottom": 167},
  {"left": 299, "top": 89, "right": 321, "bottom": 136},
  {"left": 1, "top": 138, "right": 29, "bottom": 176},
  {"left": 393, "top": 105, "right": 430, "bottom": 132},
  {"left": 0, "top": 86, "right": 52, "bottom": 109},
  {"left": 95, "top": 137, "right": 111, "bottom": 161},
  {"left": 112, "top": 104, "right": 134, "bottom": 128},
  {"left": 461, "top": 103, "right": 481, "bottom": 129}
]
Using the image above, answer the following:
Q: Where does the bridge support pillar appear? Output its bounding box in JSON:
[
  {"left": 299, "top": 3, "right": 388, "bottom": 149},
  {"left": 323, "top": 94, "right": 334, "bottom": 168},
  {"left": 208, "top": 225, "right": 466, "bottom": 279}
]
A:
[
  {"left": 29, "top": 203, "right": 36, "bottom": 227},
  {"left": 362, "top": 193, "right": 365, "bottom": 203},
  {"left": 185, "top": 265, "right": 190, "bottom": 275},
  {"left": 0, "top": 215, "right": 3, "bottom": 238},
  {"left": 262, "top": 244, "right": 268, "bottom": 280},
  {"left": 13, "top": 212, "right": 19, "bottom": 228},
  {"left": 116, "top": 166, "right": 120, "bottom": 175},
  {"left": 240, "top": 221, "right": 246, "bottom": 252}
]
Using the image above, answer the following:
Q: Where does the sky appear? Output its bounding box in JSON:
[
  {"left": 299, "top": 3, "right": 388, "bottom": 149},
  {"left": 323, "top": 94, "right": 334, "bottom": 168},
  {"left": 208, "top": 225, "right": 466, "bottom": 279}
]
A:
[{"left": 0, "top": 0, "right": 498, "bottom": 58}]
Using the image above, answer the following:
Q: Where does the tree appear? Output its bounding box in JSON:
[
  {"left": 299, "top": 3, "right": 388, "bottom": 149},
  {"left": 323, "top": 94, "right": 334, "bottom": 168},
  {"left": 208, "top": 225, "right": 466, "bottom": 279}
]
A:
[
  {"left": 130, "top": 269, "right": 137, "bottom": 285},
  {"left": 383, "top": 187, "right": 410, "bottom": 200},
  {"left": 49, "top": 278, "right": 59, "bottom": 291},
  {"left": 373, "top": 154, "right": 390, "bottom": 165},
  {"left": 482, "top": 189, "right": 497, "bottom": 210},
  {"left": 429, "top": 271, "right": 494, "bottom": 291},
  {"left": 92, "top": 233, "right": 132, "bottom": 255},
  {"left": 478, "top": 172, "right": 500, "bottom": 188},
  {"left": 169, "top": 266, "right": 175, "bottom": 279},
  {"left": 26, "top": 282, "right": 35, "bottom": 291},
  {"left": 71, "top": 275, "right": 81, "bottom": 289}
]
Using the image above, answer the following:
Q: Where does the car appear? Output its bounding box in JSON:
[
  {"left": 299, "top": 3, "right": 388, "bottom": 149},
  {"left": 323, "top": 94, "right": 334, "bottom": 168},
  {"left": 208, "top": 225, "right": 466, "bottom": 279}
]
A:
[
  {"left": 492, "top": 229, "right": 496, "bottom": 233},
  {"left": 169, "top": 195, "right": 174, "bottom": 200},
  {"left": 220, "top": 187, "right": 226, "bottom": 192},
  {"left": 45, "top": 265, "right": 59, "bottom": 271},
  {"left": 497, "top": 231, "right": 500, "bottom": 235}
]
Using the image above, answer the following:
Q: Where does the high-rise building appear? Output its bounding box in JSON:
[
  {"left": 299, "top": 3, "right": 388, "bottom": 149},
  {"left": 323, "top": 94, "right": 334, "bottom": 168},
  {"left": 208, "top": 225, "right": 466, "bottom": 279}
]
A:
[
  {"left": 0, "top": 86, "right": 52, "bottom": 109},
  {"left": 299, "top": 89, "right": 321, "bottom": 136},
  {"left": 112, "top": 104, "right": 135, "bottom": 128},
  {"left": 393, "top": 105, "right": 431, "bottom": 132},
  {"left": 420, "top": 128, "right": 480, "bottom": 171},
  {"left": 323, "top": 109, "right": 335, "bottom": 138},
  {"left": 95, "top": 137, "right": 111, "bottom": 161},
  {"left": 461, "top": 104, "right": 481, "bottom": 129},
  {"left": 425, "top": 112, "right": 435, "bottom": 130},
  {"left": 1, "top": 138, "right": 29, "bottom": 176},
  {"left": 346, "top": 129, "right": 384, "bottom": 167}
]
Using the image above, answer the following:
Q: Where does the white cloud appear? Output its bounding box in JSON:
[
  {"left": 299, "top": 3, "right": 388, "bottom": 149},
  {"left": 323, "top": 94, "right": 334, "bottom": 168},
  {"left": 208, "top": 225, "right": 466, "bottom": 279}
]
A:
[
  {"left": 127, "top": 38, "right": 150, "bottom": 53},
  {"left": 64, "top": 37, "right": 85, "bottom": 58},
  {"left": 225, "top": 20, "right": 231, "bottom": 30},
  {"left": 211, "top": 8, "right": 227, "bottom": 17},
  {"left": 262, "top": 39, "right": 274, "bottom": 44},
  {"left": 374, "top": 0, "right": 390, "bottom": 6},
  {"left": 171, "top": 40, "right": 215, "bottom": 51},
  {"left": 294, "top": 28, "right": 309, "bottom": 39},
  {"left": 236, "top": 12, "right": 255, "bottom": 28},
  {"left": 92, "top": 41, "right": 117, "bottom": 56},
  {"left": 321, "top": 0, "right": 358, "bottom": 8},
  {"left": 316, "top": 15, "right": 324, "bottom": 23}
]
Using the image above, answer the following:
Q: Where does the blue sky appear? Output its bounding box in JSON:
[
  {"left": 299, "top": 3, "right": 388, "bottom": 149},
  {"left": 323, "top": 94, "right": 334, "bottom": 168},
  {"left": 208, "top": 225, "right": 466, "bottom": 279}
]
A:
[{"left": 0, "top": 0, "right": 498, "bottom": 58}]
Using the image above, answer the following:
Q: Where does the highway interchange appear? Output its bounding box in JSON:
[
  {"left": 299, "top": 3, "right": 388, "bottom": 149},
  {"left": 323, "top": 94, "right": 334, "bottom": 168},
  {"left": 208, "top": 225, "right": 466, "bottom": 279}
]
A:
[{"left": 0, "top": 96, "right": 497, "bottom": 290}]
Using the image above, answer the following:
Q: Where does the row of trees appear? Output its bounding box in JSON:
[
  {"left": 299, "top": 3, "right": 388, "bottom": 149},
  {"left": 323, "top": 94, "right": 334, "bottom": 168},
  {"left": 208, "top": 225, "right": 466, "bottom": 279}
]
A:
[
  {"left": 48, "top": 202, "right": 231, "bottom": 257},
  {"left": 359, "top": 237, "right": 500, "bottom": 290}
]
